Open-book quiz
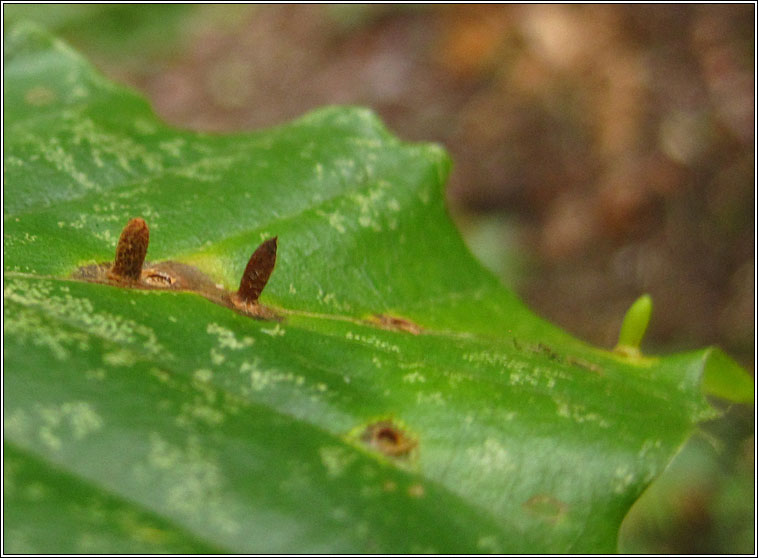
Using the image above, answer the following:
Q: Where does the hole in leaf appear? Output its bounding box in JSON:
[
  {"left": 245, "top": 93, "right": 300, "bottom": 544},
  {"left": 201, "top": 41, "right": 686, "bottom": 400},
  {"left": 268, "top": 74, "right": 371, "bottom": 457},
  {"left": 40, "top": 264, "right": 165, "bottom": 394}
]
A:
[
  {"left": 142, "top": 269, "right": 174, "bottom": 286},
  {"left": 361, "top": 420, "right": 417, "bottom": 458}
]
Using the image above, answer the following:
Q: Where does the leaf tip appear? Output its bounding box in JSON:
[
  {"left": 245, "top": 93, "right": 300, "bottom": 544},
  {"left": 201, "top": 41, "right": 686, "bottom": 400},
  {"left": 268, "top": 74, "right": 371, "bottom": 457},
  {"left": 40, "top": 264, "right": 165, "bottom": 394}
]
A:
[{"left": 701, "top": 347, "right": 754, "bottom": 404}]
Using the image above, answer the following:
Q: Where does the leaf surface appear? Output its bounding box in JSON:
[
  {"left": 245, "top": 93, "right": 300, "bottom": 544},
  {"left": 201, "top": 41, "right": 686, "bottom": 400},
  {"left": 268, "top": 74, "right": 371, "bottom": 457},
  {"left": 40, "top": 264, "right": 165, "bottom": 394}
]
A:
[{"left": 3, "top": 23, "right": 752, "bottom": 553}]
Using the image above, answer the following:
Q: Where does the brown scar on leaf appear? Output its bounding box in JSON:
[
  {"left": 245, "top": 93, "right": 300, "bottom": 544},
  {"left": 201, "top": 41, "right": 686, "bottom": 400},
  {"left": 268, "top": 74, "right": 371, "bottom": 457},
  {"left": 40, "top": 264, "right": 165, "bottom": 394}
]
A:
[
  {"left": 566, "top": 355, "right": 604, "bottom": 375},
  {"left": 522, "top": 494, "right": 569, "bottom": 524},
  {"left": 368, "top": 313, "right": 423, "bottom": 335},
  {"left": 407, "top": 484, "right": 425, "bottom": 498},
  {"left": 361, "top": 420, "right": 418, "bottom": 458},
  {"left": 514, "top": 338, "right": 604, "bottom": 376},
  {"left": 72, "top": 218, "right": 281, "bottom": 321}
]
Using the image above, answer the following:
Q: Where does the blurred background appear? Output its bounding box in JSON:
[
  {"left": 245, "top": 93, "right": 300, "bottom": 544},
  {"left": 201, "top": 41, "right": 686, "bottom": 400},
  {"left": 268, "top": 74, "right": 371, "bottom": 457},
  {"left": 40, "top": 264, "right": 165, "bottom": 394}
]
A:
[{"left": 4, "top": 4, "right": 754, "bottom": 553}]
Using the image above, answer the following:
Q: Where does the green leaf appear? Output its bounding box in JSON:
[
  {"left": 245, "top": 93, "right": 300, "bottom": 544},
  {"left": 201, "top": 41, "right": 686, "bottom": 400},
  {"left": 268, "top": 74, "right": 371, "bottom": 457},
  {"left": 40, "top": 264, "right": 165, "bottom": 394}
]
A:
[
  {"left": 701, "top": 348, "right": 754, "bottom": 405},
  {"left": 3, "top": 22, "right": 753, "bottom": 553}
]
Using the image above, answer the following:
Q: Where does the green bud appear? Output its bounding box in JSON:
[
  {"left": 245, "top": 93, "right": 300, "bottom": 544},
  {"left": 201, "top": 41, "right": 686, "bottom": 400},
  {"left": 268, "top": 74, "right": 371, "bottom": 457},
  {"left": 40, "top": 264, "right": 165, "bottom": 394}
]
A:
[{"left": 615, "top": 294, "right": 653, "bottom": 356}]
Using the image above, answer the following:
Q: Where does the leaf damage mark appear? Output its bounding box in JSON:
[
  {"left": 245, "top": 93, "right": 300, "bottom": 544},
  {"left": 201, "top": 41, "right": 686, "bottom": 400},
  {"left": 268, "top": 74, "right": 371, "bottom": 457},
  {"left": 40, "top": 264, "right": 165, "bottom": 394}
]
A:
[
  {"left": 565, "top": 355, "right": 604, "bottom": 375},
  {"left": 25, "top": 85, "right": 57, "bottom": 106},
  {"left": 522, "top": 494, "right": 569, "bottom": 524},
  {"left": 368, "top": 313, "right": 423, "bottom": 335},
  {"left": 360, "top": 420, "right": 418, "bottom": 458},
  {"left": 512, "top": 337, "right": 604, "bottom": 375},
  {"left": 72, "top": 217, "right": 281, "bottom": 321},
  {"left": 407, "top": 484, "right": 425, "bottom": 498}
]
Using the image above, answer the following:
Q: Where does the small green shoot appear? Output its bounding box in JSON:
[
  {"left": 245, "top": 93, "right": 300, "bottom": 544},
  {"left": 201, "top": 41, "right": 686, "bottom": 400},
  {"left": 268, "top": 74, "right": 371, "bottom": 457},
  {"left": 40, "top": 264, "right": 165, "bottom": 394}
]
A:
[{"left": 615, "top": 294, "right": 653, "bottom": 358}]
